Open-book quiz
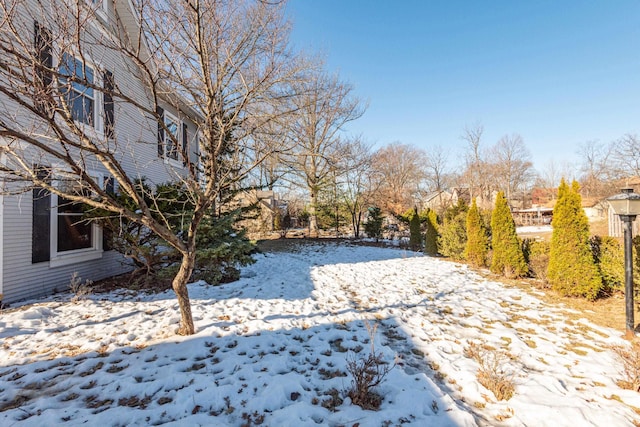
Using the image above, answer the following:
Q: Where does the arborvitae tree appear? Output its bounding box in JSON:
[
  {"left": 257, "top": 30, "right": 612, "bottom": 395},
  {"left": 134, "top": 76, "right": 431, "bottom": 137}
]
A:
[
  {"left": 440, "top": 199, "right": 468, "bottom": 260},
  {"left": 424, "top": 208, "right": 439, "bottom": 256},
  {"left": 490, "top": 191, "right": 528, "bottom": 277},
  {"left": 590, "top": 236, "right": 624, "bottom": 293},
  {"left": 409, "top": 208, "right": 422, "bottom": 251},
  {"left": 547, "top": 179, "right": 602, "bottom": 300},
  {"left": 464, "top": 199, "right": 488, "bottom": 267},
  {"left": 364, "top": 206, "right": 384, "bottom": 240}
]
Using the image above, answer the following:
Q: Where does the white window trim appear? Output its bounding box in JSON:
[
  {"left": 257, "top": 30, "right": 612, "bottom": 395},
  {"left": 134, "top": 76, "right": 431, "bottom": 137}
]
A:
[
  {"left": 48, "top": 173, "right": 104, "bottom": 268},
  {"left": 85, "top": 0, "right": 108, "bottom": 15},
  {"left": 162, "top": 110, "right": 184, "bottom": 168},
  {"left": 57, "top": 51, "right": 104, "bottom": 136}
]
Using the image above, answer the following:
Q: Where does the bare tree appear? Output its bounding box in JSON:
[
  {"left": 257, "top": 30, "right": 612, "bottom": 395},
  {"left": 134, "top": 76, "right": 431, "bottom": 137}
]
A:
[
  {"left": 424, "top": 145, "right": 451, "bottom": 193},
  {"left": 491, "top": 133, "right": 535, "bottom": 201},
  {"left": 335, "top": 137, "right": 375, "bottom": 238},
  {"left": 370, "top": 142, "right": 427, "bottom": 215},
  {"left": 0, "top": 0, "right": 306, "bottom": 335},
  {"left": 611, "top": 134, "right": 640, "bottom": 178},
  {"left": 577, "top": 140, "right": 614, "bottom": 197},
  {"left": 460, "top": 122, "right": 492, "bottom": 205},
  {"left": 284, "top": 69, "right": 365, "bottom": 237}
]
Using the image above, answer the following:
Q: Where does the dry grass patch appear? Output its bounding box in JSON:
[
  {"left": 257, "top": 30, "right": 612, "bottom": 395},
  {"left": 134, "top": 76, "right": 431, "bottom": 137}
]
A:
[
  {"left": 346, "top": 321, "right": 396, "bottom": 411},
  {"left": 464, "top": 342, "right": 516, "bottom": 401},
  {"left": 612, "top": 341, "right": 640, "bottom": 391},
  {"left": 473, "top": 262, "right": 637, "bottom": 336}
]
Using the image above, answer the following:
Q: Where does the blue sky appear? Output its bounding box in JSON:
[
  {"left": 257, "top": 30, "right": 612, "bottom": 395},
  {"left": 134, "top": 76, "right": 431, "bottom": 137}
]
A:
[{"left": 285, "top": 1, "right": 640, "bottom": 173}]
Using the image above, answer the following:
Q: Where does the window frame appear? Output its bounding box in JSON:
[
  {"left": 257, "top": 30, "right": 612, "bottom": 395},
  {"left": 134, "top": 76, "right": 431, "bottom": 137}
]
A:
[
  {"left": 47, "top": 173, "right": 105, "bottom": 268},
  {"left": 57, "top": 52, "right": 104, "bottom": 135},
  {"left": 85, "top": 0, "right": 108, "bottom": 15},
  {"left": 161, "top": 110, "right": 183, "bottom": 166}
]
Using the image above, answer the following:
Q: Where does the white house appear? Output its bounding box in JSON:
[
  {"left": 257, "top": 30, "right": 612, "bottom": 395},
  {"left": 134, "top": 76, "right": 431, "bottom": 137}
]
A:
[{"left": 0, "top": 0, "right": 199, "bottom": 304}]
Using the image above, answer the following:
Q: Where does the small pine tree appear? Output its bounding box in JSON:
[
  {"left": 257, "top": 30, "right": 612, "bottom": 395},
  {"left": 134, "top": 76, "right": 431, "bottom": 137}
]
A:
[
  {"left": 93, "top": 181, "right": 255, "bottom": 287},
  {"left": 409, "top": 208, "right": 422, "bottom": 251},
  {"left": 192, "top": 208, "right": 255, "bottom": 284},
  {"left": 424, "top": 209, "right": 439, "bottom": 256},
  {"left": 464, "top": 199, "right": 488, "bottom": 267},
  {"left": 440, "top": 200, "right": 468, "bottom": 260},
  {"left": 490, "top": 191, "right": 527, "bottom": 278},
  {"left": 364, "top": 206, "right": 384, "bottom": 240},
  {"left": 547, "top": 179, "right": 602, "bottom": 299}
]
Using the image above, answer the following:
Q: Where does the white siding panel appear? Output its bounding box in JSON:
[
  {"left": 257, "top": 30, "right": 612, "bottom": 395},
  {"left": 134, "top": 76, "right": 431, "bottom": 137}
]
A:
[
  {"left": 2, "top": 195, "right": 132, "bottom": 304},
  {"left": 1, "top": 1, "right": 198, "bottom": 304}
]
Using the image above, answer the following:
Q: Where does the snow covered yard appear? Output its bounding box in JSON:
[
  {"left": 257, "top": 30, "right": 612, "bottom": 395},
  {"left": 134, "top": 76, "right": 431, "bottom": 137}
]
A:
[{"left": 1, "top": 242, "right": 640, "bottom": 426}]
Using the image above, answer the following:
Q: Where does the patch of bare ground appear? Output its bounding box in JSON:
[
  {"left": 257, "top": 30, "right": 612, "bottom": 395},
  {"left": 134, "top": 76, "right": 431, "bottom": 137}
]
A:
[
  {"left": 256, "top": 237, "right": 398, "bottom": 253},
  {"left": 92, "top": 272, "right": 172, "bottom": 294},
  {"left": 483, "top": 272, "right": 637, "bottom": 336}
]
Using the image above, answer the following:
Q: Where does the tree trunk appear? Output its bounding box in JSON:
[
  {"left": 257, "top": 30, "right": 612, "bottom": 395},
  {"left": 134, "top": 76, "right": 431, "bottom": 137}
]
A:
[
  {"left": 172, "top": 252, "right": 196, "bottom": 335},
  {"left": 352, "top": 210, "right": 361, "bottom": 238},
  {"left": 309, "top": 191, "right": 319, "bottom": 238}
]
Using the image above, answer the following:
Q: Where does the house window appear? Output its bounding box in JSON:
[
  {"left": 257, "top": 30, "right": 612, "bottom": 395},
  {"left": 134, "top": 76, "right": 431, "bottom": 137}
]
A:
[
  {"left": 59, "top": 53, "right": 95, "bottom": 126},
  {"left": 157, "top": 108, "right": 188, "bottom": 164},
  {"left": 32, "top": 173, "right": 107, "bottom": 266},
  {"left": 56, "top": 194, "right": 93, "bottom": 252},
  {"left": 85, "top": 0, "right": 108, "bottom": 13},
  {"left": 164, "top": 111, "right": 180, "bottom": 161}
]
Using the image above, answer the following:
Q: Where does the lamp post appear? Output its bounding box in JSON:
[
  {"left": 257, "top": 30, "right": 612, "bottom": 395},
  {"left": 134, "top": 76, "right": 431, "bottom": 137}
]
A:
[{"left": 607, "top": 188, "right": 640, "bottom": 338}]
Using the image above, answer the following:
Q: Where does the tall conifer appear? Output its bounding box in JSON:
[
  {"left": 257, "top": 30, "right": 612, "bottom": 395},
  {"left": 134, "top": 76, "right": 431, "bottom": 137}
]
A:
[
  {"left": 490, "top": 191, "right": 528, "bottom": 277},
  {"left": 440, "top": 199, "right": 468, "bottom": 260},
  {"left": 424, "top": 209, "right": 439, "bottom": 256},
  {"left": 465, "top": 199, "right": 488, "bottom": 267},
  {"left": 409, "top": 208, "right": 422, "bottom": 251},
  {"left": 547, "top": 179, "right": 602, "bottom": 299}
]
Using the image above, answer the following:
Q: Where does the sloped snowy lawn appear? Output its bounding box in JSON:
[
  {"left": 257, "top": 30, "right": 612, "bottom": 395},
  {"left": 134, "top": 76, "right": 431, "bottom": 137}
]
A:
[{"left": 1, "top": 242, "right": 640, "bottom": 426}]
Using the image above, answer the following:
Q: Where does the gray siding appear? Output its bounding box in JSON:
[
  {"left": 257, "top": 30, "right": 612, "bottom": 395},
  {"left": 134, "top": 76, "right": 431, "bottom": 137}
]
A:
[
  {"left": 0, "top": 0, "right": 199, "bottom": 304},
  {"left": 2, "top": 194, "right": 132, "bottom": 304}
]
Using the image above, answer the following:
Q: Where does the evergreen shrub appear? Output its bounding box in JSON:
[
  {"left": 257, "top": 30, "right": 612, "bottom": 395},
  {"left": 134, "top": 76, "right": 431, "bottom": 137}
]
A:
[
  {"left": 409, "top": 208, "right": 422, "bottom": 251},
  {"left": 439, "top": 199, "right": 468, "bottom": 260},
  {"left": 364, "top": 206, "right": 384, "bottom": 240},
  {"left": 490, "top": 192, "right": 527, "bottom": 278},
  {"left": 424, "top": 209, "right": 439, "bottom": 256},
  {"left": 464, "top": 199, "right": 488, "bottom": 267},
  {"left": 547, "top": 180, "right": 602, "bottom": 300}
]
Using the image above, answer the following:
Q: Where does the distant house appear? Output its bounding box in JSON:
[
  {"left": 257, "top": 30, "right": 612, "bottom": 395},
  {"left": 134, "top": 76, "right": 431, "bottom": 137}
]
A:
[
  {"left": 422, "top": 190, "right": 454, "bottom": 213},
  {"left": 234, "top": 190, "right": 280, "bottom": 238},
  {"left": 582, "top": 198, "right": 608, "bottom": 221},
  {"left": 511, "top": 207, "right": 554, "bottom": 226}
]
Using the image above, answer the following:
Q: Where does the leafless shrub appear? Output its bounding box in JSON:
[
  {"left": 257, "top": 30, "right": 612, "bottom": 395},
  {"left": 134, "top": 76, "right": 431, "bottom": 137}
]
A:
[
  {"left": 69, "top": 272, "right": 93, "bottom": 303},
  {"left": 464, "top": 341, "right": 515, "bottom": 401},
  {"left": 612, "top": 341, "right": 640, "bottom": 391},
  {"left": 346, "top": 321, "right": 396, "bottom": 410}
]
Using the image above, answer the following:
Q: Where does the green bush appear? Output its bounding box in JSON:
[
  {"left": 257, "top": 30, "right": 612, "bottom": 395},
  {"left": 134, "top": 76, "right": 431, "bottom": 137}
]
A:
[
  {"left": 424, "top": 209, "right": 439, "bottom": 256},
  {"left": 490, "top": 192, "right": 527, "bottom": 278},
  {"left": 409, "top": 208, "right": 422, "bottom": 251},
  {"left": 439, "top": 200, "right": 468, "bottom": 260},
  {"left": 464, "top": 199, "right": 488, "bottom": 267},
  {"left": 526, "top": 240, "right": 550, "bottom": 282},
  {"left": 92, "top": 181, "right": 255, "bottom": 287},
  {"left": 590, "top": 236, "right": 624, "bottom": 294},
  {"left": 547, "top": 180, "right": 602, "bottom": 300},
  {"left": 364, "top": 206, "right": 384, "bottom": 240}
]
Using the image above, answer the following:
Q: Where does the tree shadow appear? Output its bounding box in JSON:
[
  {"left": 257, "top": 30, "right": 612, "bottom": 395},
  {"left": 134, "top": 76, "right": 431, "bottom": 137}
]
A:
[{"left": 0, "top": 316, "right": 473, "bottom": 426}]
